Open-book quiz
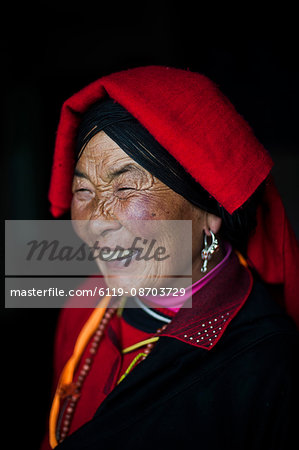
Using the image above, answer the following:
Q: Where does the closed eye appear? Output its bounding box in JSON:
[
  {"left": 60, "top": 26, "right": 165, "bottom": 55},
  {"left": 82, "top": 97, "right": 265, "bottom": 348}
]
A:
[
  {"left": 117, "top": 187, "right": 135, "bottom": 191},
  {"left": 73, "top": 188, "right": 94, "bottom": 200}
]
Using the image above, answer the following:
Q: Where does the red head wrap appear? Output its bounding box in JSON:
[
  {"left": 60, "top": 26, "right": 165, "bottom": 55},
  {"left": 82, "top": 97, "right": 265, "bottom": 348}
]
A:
[{"left": 48, "top": 65, "right": 299, "bottom": 327}]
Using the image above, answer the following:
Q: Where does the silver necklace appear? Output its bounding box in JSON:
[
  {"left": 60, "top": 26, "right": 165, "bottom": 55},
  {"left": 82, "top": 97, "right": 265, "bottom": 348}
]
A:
[{"left": 134, "top": 296, "right": 172, "bottom": 323}]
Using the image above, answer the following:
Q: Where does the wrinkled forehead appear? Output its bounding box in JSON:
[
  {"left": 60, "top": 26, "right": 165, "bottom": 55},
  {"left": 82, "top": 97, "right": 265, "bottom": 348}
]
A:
[
  {"left": 77, "top": 131, "right": 133, "bottom": 165},
  {"left": 74, "top": 131, "right": 149, "bottom": 183}
]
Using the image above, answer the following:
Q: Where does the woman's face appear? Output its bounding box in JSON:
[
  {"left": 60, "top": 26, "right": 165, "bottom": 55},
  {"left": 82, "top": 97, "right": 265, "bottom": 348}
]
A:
[{"left": 71, "top": 131, "right": 208, "bottom": 290}]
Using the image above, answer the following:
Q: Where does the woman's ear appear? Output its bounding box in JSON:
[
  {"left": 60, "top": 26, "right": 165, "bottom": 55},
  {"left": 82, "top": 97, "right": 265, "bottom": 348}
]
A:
[{"left": 203, "top": 213, "right": 222, "bottom": 236}]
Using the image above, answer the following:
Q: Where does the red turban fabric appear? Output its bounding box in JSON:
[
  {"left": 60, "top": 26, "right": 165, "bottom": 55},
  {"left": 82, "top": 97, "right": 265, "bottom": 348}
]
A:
[{"left": 48, "top": 65, "right": 299, "bottom": 327}]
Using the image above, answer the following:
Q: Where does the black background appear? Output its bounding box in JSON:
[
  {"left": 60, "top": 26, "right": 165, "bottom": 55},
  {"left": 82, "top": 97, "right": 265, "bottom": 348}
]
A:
[{"left": 2, "top": 3, "right": 299, "bottom": 449}]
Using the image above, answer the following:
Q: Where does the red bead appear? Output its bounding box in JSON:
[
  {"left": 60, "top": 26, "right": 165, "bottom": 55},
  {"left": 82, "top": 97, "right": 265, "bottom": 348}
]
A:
[
  {"left": 71, "top": 394, "right": 80, "bottom": 402},
  {"left": 56, "top": 306, "right": 115, "bottom": 439}
]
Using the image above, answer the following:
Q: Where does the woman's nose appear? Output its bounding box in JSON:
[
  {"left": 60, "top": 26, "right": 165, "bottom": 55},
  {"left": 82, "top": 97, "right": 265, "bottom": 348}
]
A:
[
  {"left": 88, "top": 202, "right": 122, "bottom": 240},
  {"left": 88, "top": 217, "right": 122, "bottom": 239}
]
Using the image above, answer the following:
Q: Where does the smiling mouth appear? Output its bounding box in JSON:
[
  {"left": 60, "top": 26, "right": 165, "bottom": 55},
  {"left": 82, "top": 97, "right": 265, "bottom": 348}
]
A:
[{"left": 102, "top": 249, "right": 138, "bottom": 261}]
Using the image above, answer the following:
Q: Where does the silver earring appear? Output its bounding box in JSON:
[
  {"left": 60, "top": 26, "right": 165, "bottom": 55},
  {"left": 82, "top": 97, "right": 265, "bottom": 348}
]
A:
[{"left": 201, "top": 230, "right": 219, "bottom": 273}]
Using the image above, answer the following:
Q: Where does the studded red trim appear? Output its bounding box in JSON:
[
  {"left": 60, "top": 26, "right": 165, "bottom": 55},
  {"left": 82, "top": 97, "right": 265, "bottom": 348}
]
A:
[{"left": 160, "top": 252, "right": 253, "bottom": 350}]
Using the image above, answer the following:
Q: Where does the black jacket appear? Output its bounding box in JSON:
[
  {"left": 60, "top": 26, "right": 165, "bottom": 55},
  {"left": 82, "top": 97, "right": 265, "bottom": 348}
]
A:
[{"left": 57, "top": 262, "right": 299, "bottom": 450}]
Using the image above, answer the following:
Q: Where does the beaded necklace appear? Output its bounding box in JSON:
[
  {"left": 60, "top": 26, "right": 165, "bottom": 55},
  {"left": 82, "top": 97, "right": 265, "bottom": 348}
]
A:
[{"left": 50, "top": 299, "right": 168, "bottom": 447}]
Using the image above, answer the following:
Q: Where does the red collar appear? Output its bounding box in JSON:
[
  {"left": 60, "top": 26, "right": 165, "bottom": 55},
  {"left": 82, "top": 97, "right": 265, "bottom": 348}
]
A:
[{"left": 159, "top": 251, "right": 253, "bottom": 350}]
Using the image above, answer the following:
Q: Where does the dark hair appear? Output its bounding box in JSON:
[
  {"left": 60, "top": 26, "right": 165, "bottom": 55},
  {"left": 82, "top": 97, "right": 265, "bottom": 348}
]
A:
[{"left": 216, "top": 181, "right": 265, "bottom": 256}]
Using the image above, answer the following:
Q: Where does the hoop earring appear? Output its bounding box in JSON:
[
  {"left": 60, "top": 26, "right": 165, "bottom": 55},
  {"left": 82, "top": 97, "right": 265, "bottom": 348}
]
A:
[{"left": 201, "top": 230, "right": 219, "bottom": 273}]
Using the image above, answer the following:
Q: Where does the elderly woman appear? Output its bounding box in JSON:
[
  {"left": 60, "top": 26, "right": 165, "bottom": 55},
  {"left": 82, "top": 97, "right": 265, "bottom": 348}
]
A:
[{"left": 41, "top": 66, "right": 299, "bottom": 450}]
